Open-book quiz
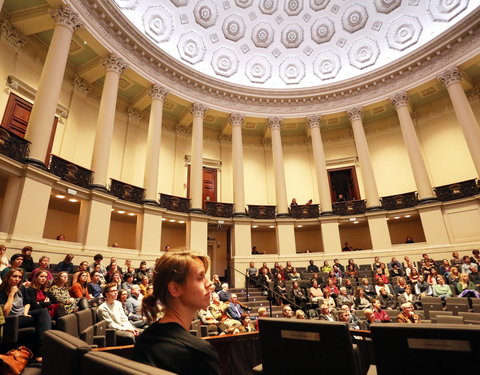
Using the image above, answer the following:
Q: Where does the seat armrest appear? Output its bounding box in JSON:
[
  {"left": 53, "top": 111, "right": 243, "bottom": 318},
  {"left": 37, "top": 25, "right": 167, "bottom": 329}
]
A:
[
  {"left": 2, "top": 315, "right": 19, "bottom": 344},
  {"left": 93, "top": 335, "right": 106, "bottom": 348},
  {"left": 200, "top": 325, "right": 209, "bottom": 337},
  {"left": 189, "top": 329, "right": 198, "bottom": 337},
  {"left": 105, "top": 328, "right": 117, "bottom": 347}
]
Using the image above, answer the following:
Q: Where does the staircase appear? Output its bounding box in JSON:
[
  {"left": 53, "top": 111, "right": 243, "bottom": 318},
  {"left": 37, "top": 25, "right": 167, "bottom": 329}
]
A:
[{"left": 230, "top": 287, "right": 284, "bottom": 318}]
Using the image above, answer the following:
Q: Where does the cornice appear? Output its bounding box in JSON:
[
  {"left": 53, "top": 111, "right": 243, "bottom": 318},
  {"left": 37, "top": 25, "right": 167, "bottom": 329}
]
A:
[{"left": 69, "top": 0, "right": 480, "bottom": 116}]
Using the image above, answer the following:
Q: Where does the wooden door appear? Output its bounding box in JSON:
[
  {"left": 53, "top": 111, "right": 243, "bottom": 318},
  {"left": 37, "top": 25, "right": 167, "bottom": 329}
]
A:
[
  {"left": 202, "top": 167, "right": 217, "bottom": 206},
  {"left": 1, "top": 93, "right": 58, "bottom": 165}
]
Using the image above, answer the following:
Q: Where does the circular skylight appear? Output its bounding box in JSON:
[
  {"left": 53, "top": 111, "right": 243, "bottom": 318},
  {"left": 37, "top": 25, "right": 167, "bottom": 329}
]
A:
[{"left": 113, "top": 0, "right": 477, "bottom": 89}]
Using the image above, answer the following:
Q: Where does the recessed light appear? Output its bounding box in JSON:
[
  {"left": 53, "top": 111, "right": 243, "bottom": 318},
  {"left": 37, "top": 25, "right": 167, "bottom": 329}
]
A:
[
  {"left": 127, "top": 213, "right": 135, "bottom": 216},
  {"left": 297, "top": 225, "right": 303, "bottom": 228},
  {"left": 394, "top": 216, "right": 400, "bottom": 219},
  {"left": 405, "top": 215, "right": 411, "bottom": 218},
  {"left": 354, "top": 221, "right": 359, "bottom": 224},
  {"left": 118, "top": 210, "right": 125, "bottom": 214},
  {"left": 111, "top": 209, "right": 115, "bottom": 211},
  {"left": 162, "top": 218, "right": 167, "bottom": 221},
  {"left": 179, "top": 221, "right": 185, "bottom": 224},
  {"left": 56, "top": 194, "right": 65, "bottom": 199},
  {"left": 349, "top": 217, "right": 357, "bottom": 222},
  {"left": 169, "top": 219, "right": 176, "bottom": 222},
  {"left": 269, "top": 225, "right": 275, "bottom": 228},
  {"left": 252, "top": 225, "right": 258, "bottom": 228},
  {"left": 386, "top": 218, "right": 389, "bottom": 220},
  {"left": 68, "top": 198, "right": 78, "bottom": 203}
]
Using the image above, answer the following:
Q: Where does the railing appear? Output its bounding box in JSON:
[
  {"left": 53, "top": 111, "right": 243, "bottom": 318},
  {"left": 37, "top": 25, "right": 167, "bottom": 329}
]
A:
[
  {"left": 48, "top": 155, "right": 93, "bottom": 189},
  {"left": 159, "top": 193, "right": 190, "bottom": 213},
  {"left": 247, "top": 205, "right": 276, "bottom": 219},
  {"left": 332, "top": 200, "right": 367, "bottom": 216},
  {"left": 205, "top": 201, "right": 234, "bottom": 218},
  {"left": 290, "top": 204, "right": 320, "bottom": 218},
  {"left": 109, "top": 179, "right": 145, "bottom": 204},
  {"left": 435, "top": 179, "right": 479, "bottom": 201},
  {"left": 0, "top": 127, "right": 30, "bottom": 162},
  {"left": 381, "top": 192, "right": 418, "bottom": 210}
]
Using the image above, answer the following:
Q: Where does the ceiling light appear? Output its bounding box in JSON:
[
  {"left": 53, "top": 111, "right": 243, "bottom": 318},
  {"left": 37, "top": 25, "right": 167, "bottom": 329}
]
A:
[
  {"left": 297, "top": 225, "right": 303, "bottom": 228},
  {"left": 169, "top": 219, "right": 176, "bottom": 222},
  {"left": 111, "top": 209, "right": 115, "bottom": 211},
  {"left": 118, "top": 210, "right": 125, "bottom": 214},
  {"left": 127, "top": 213, "right": 135, "bottom": 216},
  {"left": 386, "top": 218, "right": 389, "bottom": 220},
  {"left": 269, "top": 225, "right": 275, "bottom": 228},
  {"left": 68, "top": 198, "right": 78, "bottom": 203},
  {"left": 252, "top": 225, "right": 258, "bottom": 228},
  {"left": 179, "top": 221, "right": 185, "bottom": 224},
  {"left": 162, "top": 218, "right": 167, "bottom": 221},
  {"left": 349, "top": 217, "right": 357, "bottom": 222},
  {"left": 405, "top": 215, "right": 411, "bottom": 218},
  {"left": 394, "top": 216, "right": 400, "bottom": 219},
  {"left": 55, "top": 194, "right": 65, "bottom": 199}
]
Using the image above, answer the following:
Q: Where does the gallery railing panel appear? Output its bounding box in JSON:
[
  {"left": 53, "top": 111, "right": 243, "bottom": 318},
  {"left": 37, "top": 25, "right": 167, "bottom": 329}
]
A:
[
  {"left": 247, "top": 205, "right": 276, "bottom": 219},
  {"left": 0, "top": 127, "right": 30, "bottom": 162},
  {"left": 434, "top": 179, "right": 479, "bottom": 202},
  {"left": 48, "top": 155, "right": 93, "bottom": 189},
  {"left": 159, "top": 193, "right": 190, "bottom": 213},
  {"left": 110, "top": 179, "right": 145, "bottom": 204},
  {"left": 205, "top": 201, "right": 234, "bottom": 218},
  {"left": 332, "top": 200, "right": 367, "bottom": 216},
  {"left": 290, "top": 204, "right": 320, "bottom": 218},
  {"left": 381, "top": 192, "right": 418, "bottom": 210}
]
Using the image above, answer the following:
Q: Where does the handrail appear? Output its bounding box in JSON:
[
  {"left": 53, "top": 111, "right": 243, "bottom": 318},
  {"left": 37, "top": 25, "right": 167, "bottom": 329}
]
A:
[{"left": 233, "top": 267, "right": 303, "bottom": 316}]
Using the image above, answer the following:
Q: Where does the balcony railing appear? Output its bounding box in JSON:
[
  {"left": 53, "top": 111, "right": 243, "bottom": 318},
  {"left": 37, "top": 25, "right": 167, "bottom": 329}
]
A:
[
  {"left": 332, "top": 200, "right": 367, "bottom": 216},
  {"left": 159, "top": 194, "right": 190, "bottom": 213},
  {"left": 110, "top": 179, "right": 145, "bottom": 204},
  {"left": 49, "top": 155, "right": 93, "bottom": 189},
  {"left": 0, "top": 127, "right": 30, "bottom": 162},
  {"left": 247, "top": 205, "right": 276, "bottom": 219},
  {"left": 381, "top": 192, "right": 418, "bottom": 211},
  {"left": 290, "top": 204, "right": 320, "bottom": 219},
  {"left": 205, "top": 201, "right": 234, "bottom": 218},
  {"left": 435, "top": 179, "right": 479, "bottom": 202}
]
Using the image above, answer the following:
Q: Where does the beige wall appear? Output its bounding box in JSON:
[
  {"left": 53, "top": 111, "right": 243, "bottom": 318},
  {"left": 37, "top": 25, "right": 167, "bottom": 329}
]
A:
[
  {"left": 161, "top": 225, "right": 187, "bottom": 250},
  {"left": 43, "top": 207, "right": 79, "bottom": 242},
  {"left": 251, "top": 230, "right": 277, "bottom": 254},
  {"left": 295, "top": 226, "right": 323, "bottom": 253},
  {"left": 108, "top": 218, "right": 137, "bottom": 249},
  {"left": 388, "top": 218, "right": 426, "bottom": 244},
  {"left": 339, "top": 223, "right": 373, "bottom": 251}
]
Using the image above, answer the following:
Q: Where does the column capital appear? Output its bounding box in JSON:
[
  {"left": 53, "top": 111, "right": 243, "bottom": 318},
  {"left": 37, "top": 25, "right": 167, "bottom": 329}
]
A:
[
  {"left": 305, "top": 136, "right": 312, "bottom": 145},
  {"left": 262, "top": 138, "right": 272, "bottom": 146},
  {"left": 190, "top": 103, "right": 208, "bottom": 118},
  {"left": 218, "top": 134, "right": 232, "bottom": 144},
  {"left": 148, "top": 84, "right": 168, "bottom": 101},
  {"left": 438, "top": 67, "right": 462, "bottom": 88},
  {"left": 306, "top": 114, "right": 321, "bottom": 128},
  {"left": 50, "top": 5, "right": 83, "bottom": 33},
  {"left": 103, "top": 53, "right": 128, "bottom": 75},
  {"left": 73, "top": 75, "right": 92, "bottom": 96},
  {"left": 268, "top": 117, "right": 282, "bottom": 130},
  {"left": 128, "top": 107, "right": 144, "bottom": 123},
  {"left": 0, "top": 21, "right": 27, "bottom": 50},
  {"left": 229, "top": 113, "right": 245, "bottom": 127},
  {"left": 347, "top": 107, "right": 363, "bottom": 122},
  {"left": 175, "top": 125, "right": 189, "bottom": 136},
  {"left": 390, "top": 91, "right": 409, "bottom": 108}
]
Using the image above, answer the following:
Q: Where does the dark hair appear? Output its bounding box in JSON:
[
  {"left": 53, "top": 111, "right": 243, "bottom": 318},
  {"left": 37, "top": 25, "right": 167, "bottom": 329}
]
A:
[
  {"left": 10, "top": 253, "right": 23, "bottom": 263},
  {"left": 94, "top": 254, "right": 103, "bottom": 261},
  {"left": 32, "top": 269, "right": 49, "bottom": 291},
  {"left": 123, "top": 273, "right": 133, "bottom": 281},
  {"left": 21, "top": 246, "right": 32, "bottom": 254},
  {"left": 104, "top": 282, "right": 118, "bottom": 295}
]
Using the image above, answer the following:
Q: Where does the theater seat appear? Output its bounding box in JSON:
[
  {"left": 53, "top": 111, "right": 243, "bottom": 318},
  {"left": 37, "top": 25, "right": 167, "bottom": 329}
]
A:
[{"left": 81, "top": 351, "right": 177, "bottom": 374}]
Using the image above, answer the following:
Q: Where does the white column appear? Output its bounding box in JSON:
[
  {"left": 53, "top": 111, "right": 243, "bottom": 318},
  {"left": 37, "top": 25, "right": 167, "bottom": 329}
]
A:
[
  {"left": 90, "top": 54, "right": 127, "bottom": 189},
  {"left": 390, "top": 92, "right": 435, "bottom": 202},
  {"left": 347, "top": 107, "right": 381, "bottom": 209},
  {"left": 307, "top": 114, "right": 333, "bottom": 214},
  {"left": 190, "top": 103, "right": 207, "bottom": 212},
  {"left": 230, "top": 113, "right": 247, "bottom": 215},
  {"left": 25, "top": 5, "right": 82, "bottom": 167},
  {"left": 268, "top": 117, "right": 289, "bottom": 216},
  {"left": 144, "top": 84, "right": 168, "bottom": 203},
  {"left": 438, "top": 67, "right": 480, "bottom": 178}
]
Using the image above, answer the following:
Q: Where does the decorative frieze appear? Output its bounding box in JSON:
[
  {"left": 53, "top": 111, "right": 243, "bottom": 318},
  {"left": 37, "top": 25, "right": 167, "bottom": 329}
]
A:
[{"left": 0, "top": 21, "right": 27, "bottom": 50}]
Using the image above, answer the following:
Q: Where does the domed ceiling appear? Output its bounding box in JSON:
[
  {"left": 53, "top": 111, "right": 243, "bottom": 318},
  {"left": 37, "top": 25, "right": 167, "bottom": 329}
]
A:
[{"left": 112, "top": 0, "right": 477, "bottom": 90}]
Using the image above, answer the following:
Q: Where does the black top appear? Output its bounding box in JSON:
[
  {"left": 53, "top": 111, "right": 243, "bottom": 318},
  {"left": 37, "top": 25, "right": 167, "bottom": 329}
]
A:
[{"left": 133, "top": 321, "right": 220, "bottom": 375}]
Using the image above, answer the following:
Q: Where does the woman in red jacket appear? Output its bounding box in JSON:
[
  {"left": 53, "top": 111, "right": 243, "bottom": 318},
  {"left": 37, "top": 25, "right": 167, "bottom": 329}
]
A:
[{"left": 70, "top": 271, "right": 91, "bottom": 299}]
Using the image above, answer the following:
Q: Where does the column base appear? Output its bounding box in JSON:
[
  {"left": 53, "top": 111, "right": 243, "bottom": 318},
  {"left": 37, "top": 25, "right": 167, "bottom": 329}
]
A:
[
  {"left": 366, "top": 205, "right": 383, "bottom": 212},
  {"left": 418, "top": 197, "right": 438, "bottom": 205},
  {"left": 321, "top": 211, "right": 334, "bottom": 216},
  {"left": 143, "top": 199, "right": 159, "bottom": 206},
  {"left": 190, "top": 208, "right": 205, "bottom": 214},
  {"left": 233, "top": 212, "right": 248, "bottom": 217},
  {"left": 24, "top": 158, "right": 47, "bottom": 170},
  {"left": 90, "top": 184, "right": 108, "bottom": 192},
  {"left": 276, "top": 212, "right": 291, "bottom": 218}
]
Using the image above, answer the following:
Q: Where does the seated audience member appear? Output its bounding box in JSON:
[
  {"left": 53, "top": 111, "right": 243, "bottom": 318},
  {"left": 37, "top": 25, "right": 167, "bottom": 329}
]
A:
[
  {"left": 396, "top": 302, "right": 420, "bottom": 323},
  {"left": 55, "top": 254, "right": 75, "bottom": 273},
  {"left": 404, "top": 262, "right": 415, "bottom": 278},
  {"left": 378, "top": 288, "right": 397, "bottom": 310},
  {"left": 372, "top": 256, "right": 383, "bottom": 271},
  {"left": 292, "top": 280, "right": 307, "bottom": 311},
  {"left": 49, "top": 271, "right": 87, "bottom": 314},
  {"left": 0, "top": 244, "right": 8, "bottom": 272},
  {"left": 105, "top": 257, "right": 118, "bottom": 273},
  {"left": 227, "top": 294, "right": 243, "bottom": 321},
  {"left": 432, "top": 275, "right": 452, "bottom": 298},
  {"left": 208, "top": 293, "right": 240, "bottom": 332},
  {"left": 375, "top": 278, "right": 393, "bottom": 295},
  {"left": 427, "top": 268, "right": 440, "bottom": 285},
  {"left": 456, "top": 272, "right": 479, "bottom": 297},
  {"left": 438, "top": 259, "right": 452, "bottom": 278},
  {"left": 387, "top": 257, "right": 403, "bottom": 272},
  {"left": 212, "top": 274, "right": 222, "bottom": 292},
  {"left": 136, "top": 261, "right": 149, "bottom": 283},
  {"left": 342, "top": 242, "right": 354, "bottom": 252},
  {"left": 309, "top": 272, "right": 322, "bottom": 288},
  {"left": 405, "top": 236, "right": 415, "bottom": 243},
  {"left": 305, "top": 199, "right": 313, "bottom": 205},
  {"left": 139, "top": 276, "right": 150, "bottom": 296},
  {"left": 374, "top": 268, "right": 390, "bottom": 284},
  {"left": 379, "top": 263, "right": 390, "bottom": 278},
  {"left": 122, "top": 273, "right": 135, "bottom": 291},
  {"left": 355, "top": 287, "right": 372, "bottom": 310},
  {"left": 408, "top": 268, "right": 420, "bottom": 285},
  {"left": 258, "top": 262, "right": 270, "bottom": 276},
  {"left": 420, "top": 253, "right": 434, "bottom": 267},
  {"left": 309, "top": 279, "right": 322, "bottom": 303},
  {"left": 110, "top": 271, "right": 123, "bottom": 290},
  {"left": 471, "top": 249, "right": 480, "bottom": 264},
  {"left": 89, "top": 253, "right": 106, "bottom": 275},
  {"left": 251, "top": 246, "right": 259, "bottom": 254},
  {"left": 363, "top": 309, "right": 376, "bottom": 330},
  {"left": 333, "top": 265, "right": 344, "bottom": 283},
  {"left": 97, "top": 283, "right": 140, "bottom": 344},
  {"left": 0, "top": 268, "right": 51, "bottom": 361},
  {"left": 345, "top": 263, "right": 358, "bottom": 279},
  {"left": 198, "top": 307, "right": 222, "bottom": 334},
  {"left": 338, "top": 287, "right": 354, "bottom": 309},
  {"left": 318, "top": 304, "right": 336, "bottom": 321},
  {"left": 334, "top": 259, "right": 345, "bottom": 273},
  {"left": 295, "top": 310, "right": 306, "bottom": 319},
  {"left": 307, "top": 259, "right": 319, "bottom": 273},
  {"left": 88, "top": 271, "right": 103, "bottom": 298},
  {"left": 30, "top": 256, "right": 53, "bottom": 282},
  {"left": 361, "top": 278, "right": 376, "bottom": 298},
  {"left": 290, "top": 198, "right": 298, "bottom": 206},
  {"left": 0, "top": 254, "right": 24, "bottom": 279},
  {"left": 320, "top": 288, "right": 336, "bottom": 309},
  {"left": 338, "top": 308, "right": 360, "bottom": 330},
  {"left": 282, "top": 305, "right": 293, "bottom": 319},
  {"left": 70, "top": 271, "right": 91, "bottom": 299},
  {"left": 27, "top": 269, "right": 57, "bottom": 318},
  {"left": 321, "top": 260, "right": 332, "bottom": 273},
  {"left": 255, "top": 307, "right": 268, "bottom": 331},
  {"left": 461, "top": 255, "right": 476, "bottom": 274},
  {"left": 125, "top": 284, "right": 146, "bottom": 328},
  {"left": 326, "top": 270, "right": 338, "bottom": 286},
  {"left": 73, "top": 261, "right": 91, "bottom": 284},
  {"left": 394, "top": 277, "right": 408, "bottom": 295},
  {"left": 470, "top": 266, "right": 480, "bottom": 286},
  {"left": 414, "top": 275, "right": 432, "bottom": 297},
  {"left": 21, "top": 246, "right": 35, "bottom": 272},
  {"left": 287, "top": 267, "right": 301, "bottom": 281},
  {"left": 343, "top": 278, "right": 354, "bottom": 295},
  {"left": 398, "top": 285, "right": 420, "bottom": 309},
  {"left": 218, "top": 283, "right": 231, "bottom": 302},
  {"left": 390, "top": 264, "right": 404, "bottom": 278},
  {"left": 325, "top": 278, "right": 340, "bottom": 298},
  {"left": 447, "top": 266, "right": 461, "bottom": 284},
  {"left": 122, "top": 258, "right": 133, "bottom": 273},
  {"left": 285, "top": 260, "right": 294, "bottom": 275},
  {"left": 372, "top": 298, "right": 391, "bottom": 322},
  {"left": 106, "top": 262, "right": 122, "bottom": 283},
  {"left": 421, "top": 260, "right": 434, "bottom": 277},
  {"left": 451, "top": 252, "right": 463, "bottom": 266}
]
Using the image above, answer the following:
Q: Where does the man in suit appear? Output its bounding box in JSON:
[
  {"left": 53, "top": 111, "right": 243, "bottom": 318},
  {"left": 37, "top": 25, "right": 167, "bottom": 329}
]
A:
[
  {"left": 227, "top": 294, "right": 243, "bottom": 321},
  {"left": 396, "top": 302, "right": 420, "bottom": 323},
  {"left": 218, "top": 283, "right": 231, "bottom": 302}
]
